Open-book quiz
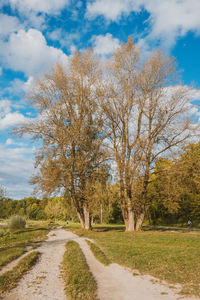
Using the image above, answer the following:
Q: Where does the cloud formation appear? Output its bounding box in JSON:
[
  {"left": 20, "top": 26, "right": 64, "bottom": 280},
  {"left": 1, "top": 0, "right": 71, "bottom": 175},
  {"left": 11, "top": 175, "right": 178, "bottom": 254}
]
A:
[
  {"left": 92, "top": 33, "right": 120, "bottom": 56},
  {"left": 0, "top": 13, "right": 22, "bottom": 38},
  {"left": 0, "top": 99, "right": 30, "bottom": 130},
  {"left": 87, "top": 0, "right": 200, "bottom": 49},
  {"left": 8, "top": 0, "right": 69, "bottom": 15},
  {"left": 87, "top": 0, "right": 135, "bottom": 21},
  {"left": 1, "top": 29, "right": 69, "bottom": 76},
  {"left": 0, "top": 143, "right": 35, "bottom": 199}
]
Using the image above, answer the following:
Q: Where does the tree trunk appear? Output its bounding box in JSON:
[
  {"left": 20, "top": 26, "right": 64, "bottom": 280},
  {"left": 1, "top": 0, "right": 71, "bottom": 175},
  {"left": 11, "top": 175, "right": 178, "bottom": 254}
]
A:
[
  {"left": 125, "top": 210, "right": 135, "bottom": 231},
  {"left": 71, "top": 196, "right": 91, "bottom": 229},
  {"left": 135, "top": 205, "right": 145, "bottom": 231},
  {"left": 100, "top": 204, "right": 103, "bottom": 224},
  {"left": 124, "top": 198, "right": 135, "bottom": 232},
  {"left": 77, "top": 211, "right": 85, "bottom": 228},
  {"left": 83, "top": 203, "right": 91, "bottom": 230}
]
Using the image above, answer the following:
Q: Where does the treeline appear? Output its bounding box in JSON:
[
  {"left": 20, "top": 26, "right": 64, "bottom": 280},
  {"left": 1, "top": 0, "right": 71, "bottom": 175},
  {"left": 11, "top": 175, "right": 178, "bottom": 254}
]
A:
[
  {"left": 0, "top": 143, "right": 200, "bottom": 225},
  {"left": 12, "top": 38, "right": 199, "bottom": 231},
  {"left": 0, "top": 185, "right": 123, "bottom": 223},
  {"left": 1, "top": 141, "right": 200, "bottom": 225}
]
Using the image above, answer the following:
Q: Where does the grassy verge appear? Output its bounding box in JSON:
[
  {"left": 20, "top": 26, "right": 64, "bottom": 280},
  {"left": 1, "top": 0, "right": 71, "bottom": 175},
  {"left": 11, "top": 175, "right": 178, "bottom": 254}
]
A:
[
  {"left": 71, "top": 225, "right": 200, "bottom": 297},
  {"left": 0, "top": 247, "right": 27, "bottom": 270},
  {"left": 0, "top": 224, "right": 49, "bottom": 270},
  {"left": 0, "top": 251, "right": 40, "bottom": 293},
  {"left": 62, "top": 240, "right": 98, "bottom": 300},
  {"left": 86, "top": 240, "right": 111, "bottom": 266}
]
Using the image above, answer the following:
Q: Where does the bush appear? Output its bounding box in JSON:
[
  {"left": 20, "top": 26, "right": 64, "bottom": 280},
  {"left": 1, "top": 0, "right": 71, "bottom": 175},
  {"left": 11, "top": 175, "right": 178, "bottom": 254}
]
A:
[
  {"left": 0, "top": 230, "right": 5, "bottom": 237},
  {"left": 8, "top": 215, "right": 26, "bottom": 230}
]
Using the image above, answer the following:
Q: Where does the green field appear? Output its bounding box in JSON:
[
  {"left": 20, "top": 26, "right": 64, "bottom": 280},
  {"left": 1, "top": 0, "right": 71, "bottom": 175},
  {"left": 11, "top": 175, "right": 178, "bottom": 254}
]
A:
[
  {"left": 0, "top": 221, "right": 49, "bottom": 270},
  {"left": 69, "top": 224, "right": 200, "bottom": 297}
]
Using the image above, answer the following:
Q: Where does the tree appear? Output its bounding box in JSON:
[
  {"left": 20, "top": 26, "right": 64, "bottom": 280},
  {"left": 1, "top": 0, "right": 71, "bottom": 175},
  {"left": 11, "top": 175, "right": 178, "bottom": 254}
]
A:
[
  {"left": 0, "top": 185, "right": 6, "bottom": 201},
  {"left": 89, "top": 182, "right": 122, "bottom": 224},
  {"left": 147, "top": 158, "right": 181, "bottom": 224},
  {"left": 15, "top": 50, "right": 108, "bottom": 229},
  {"left": 147, "top": 143, "right": 200, "bottom": 225},
  {"left": 101, "top": 38, "right": 196, "bottom": 231},
  {"left": 45, "top": 197, "right": 67, "bottom": 220}
]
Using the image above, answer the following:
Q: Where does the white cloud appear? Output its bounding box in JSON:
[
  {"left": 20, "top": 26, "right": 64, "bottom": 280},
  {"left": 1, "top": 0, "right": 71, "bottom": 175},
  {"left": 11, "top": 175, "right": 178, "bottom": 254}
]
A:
[
  {"left": 86, "top": 0, "right": 137, "bottom": 21},
  {"left": 6, "top": 138, "right": 15, "bottom": 145},
  {"left": 92, "top": 33, "right": 120, "bottom": 56},
  {"left": 48, "top": 29, "right": 62, "bottom": 41},
  {"left": 47, "top": 29, "right": 80, "bottom": 51},
  {"left": 9, "top": 0, "right": 69, "bottom": 15},
  {"left": 0, "top": 13, "right": 21, "bottom": 38},
  {"left": 87, "top": 0, "right": 200, "bottom": 50},
  {"left": 0, "top": 1, "right": 69, "bottom": 30},
  {"left": 6, "top": 138, "right": 24, "bottom": 146},
  {"left": 1, "top": 29, "right": 69, "bottom": 76},
  {"left": 0, "top": 98, "right": 31, "bottom": 130},
  {"left": 0, "top": 111, "right": 30, "bottom": 130},
  {"left": 143, "top": 0, "right": 200, "bottom": 49},
  {"left": 0, "top": 143, "right": 35, "bottom": 199},
  {"left": 0, "top": 100, "right": 11, "bottom": 117}
]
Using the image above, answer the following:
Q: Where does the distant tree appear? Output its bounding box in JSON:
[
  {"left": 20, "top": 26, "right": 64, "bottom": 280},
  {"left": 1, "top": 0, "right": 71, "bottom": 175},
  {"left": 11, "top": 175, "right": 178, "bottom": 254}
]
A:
[
  {"left": 147, "top": 158, "right": 181, "bottom": 224},
  {"left": 177, "top": 143, "right": 200, "bottom": 222},
  {"left": 14, "top": 50, "right": 108, "bottom": 229},
  {"left": 148, "top": 143, "right": 200, "bottom": 224},
  {"left": 0, "top": 185, "right": 6, "bottom": 201},
  {"left": 89, "top": 182, "right": 122, "bottom": 224},
  {"left": 45, "top": 197, "right": 67, "bottom": 220}
]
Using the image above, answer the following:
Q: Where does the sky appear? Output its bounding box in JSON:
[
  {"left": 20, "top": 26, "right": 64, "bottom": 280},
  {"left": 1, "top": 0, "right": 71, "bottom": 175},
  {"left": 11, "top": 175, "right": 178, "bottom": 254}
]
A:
[{"left": 0, "top": 0, "right": 200, "bottom": 199}]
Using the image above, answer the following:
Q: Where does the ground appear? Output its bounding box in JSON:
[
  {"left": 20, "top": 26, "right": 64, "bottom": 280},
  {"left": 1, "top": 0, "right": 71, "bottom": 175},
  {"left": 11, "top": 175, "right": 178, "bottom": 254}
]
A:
[{"left": 0, "top": 227, "right": 199, "bottom": 300}]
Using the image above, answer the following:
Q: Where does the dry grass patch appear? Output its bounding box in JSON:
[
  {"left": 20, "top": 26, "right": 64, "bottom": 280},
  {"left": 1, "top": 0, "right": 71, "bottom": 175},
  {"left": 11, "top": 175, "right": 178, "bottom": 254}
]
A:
[
  {"left": 62, "top": 240, "right": 98, "bottom": 300},
  {"left": 86, "top": 240, "right": 111, "bottom": 265}
]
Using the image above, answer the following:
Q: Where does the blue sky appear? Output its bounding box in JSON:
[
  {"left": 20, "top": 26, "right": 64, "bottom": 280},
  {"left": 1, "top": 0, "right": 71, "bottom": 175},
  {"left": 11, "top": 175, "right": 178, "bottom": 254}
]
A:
[{"left": 0, "top": 0, "right": 200, "bottom": 199}]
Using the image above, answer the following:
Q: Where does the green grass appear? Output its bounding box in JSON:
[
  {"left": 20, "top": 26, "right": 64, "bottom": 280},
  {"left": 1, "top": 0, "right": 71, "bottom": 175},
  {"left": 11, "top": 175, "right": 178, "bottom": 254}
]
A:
[
  {"left": 62, "top": 240, "right": 98, "bottom": 300},
  {"left": 0, "top": 223, "right": 49, "bottom": 270},
  {"left": 0, "top": 251, "right": 40, "bottom": 293},
  {"left": 0, "top": 247, "right": 27, "bottom": 270},
  {"left": 86, "top": 240, "right": 111, "bottom": 265},
  {"left": 71, "top": 225, "right": 200, "bottom": 297}
]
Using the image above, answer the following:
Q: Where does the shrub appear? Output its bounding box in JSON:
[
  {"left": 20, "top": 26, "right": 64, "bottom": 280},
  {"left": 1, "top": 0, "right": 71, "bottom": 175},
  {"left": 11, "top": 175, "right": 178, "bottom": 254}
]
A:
[
  {"left": 8, "top": 215, "right": 26, "bottom": 230},
  {"left": 0, "top": 230, "right": 5, "bottom": 237}
]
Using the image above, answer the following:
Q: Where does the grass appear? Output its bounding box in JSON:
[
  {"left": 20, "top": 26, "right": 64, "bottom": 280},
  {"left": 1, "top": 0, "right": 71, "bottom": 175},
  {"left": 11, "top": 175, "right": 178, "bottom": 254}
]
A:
[
  {"left": 86, "top": 240, "right": 111, "bottom": 266},
  {"left": 0, "top": 251, "right": 40, "bottom": 293},
  {"left": 62, "top": 240, "right": 98, "bottom": 300},
  {"left": 0, "top": 247, "right": 27, "bottom": 269},
  {"left": 0, "top": 222, "right": 49, "bottom": 270},
  {"left": 70, "top": 224, "right": 200, "bottom": 297}
]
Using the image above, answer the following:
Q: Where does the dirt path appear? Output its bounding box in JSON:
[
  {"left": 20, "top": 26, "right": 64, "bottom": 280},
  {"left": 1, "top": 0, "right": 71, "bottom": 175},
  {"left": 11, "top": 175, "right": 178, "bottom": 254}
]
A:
[
  {"left": 3, "top": 228, "right": 76, "bottom": 300},
  {"left": 2, "top": 228, "right": 198, "bottom": 300},
  {"left": 76, "top": 238, "right": 196, "bottom": 300},
  {"left": 0, "top": 249, "right": 35, "bottom": 276}
]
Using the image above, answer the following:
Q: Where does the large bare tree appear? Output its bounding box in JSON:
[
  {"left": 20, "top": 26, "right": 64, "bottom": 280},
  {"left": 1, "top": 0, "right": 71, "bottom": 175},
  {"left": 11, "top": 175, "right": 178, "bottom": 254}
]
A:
[
  {"left": 101, "top": 38, "right": 196, "bottom": 231},
  {"left": 15, "top": 50, "right": 108, "bottom": 229}
]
